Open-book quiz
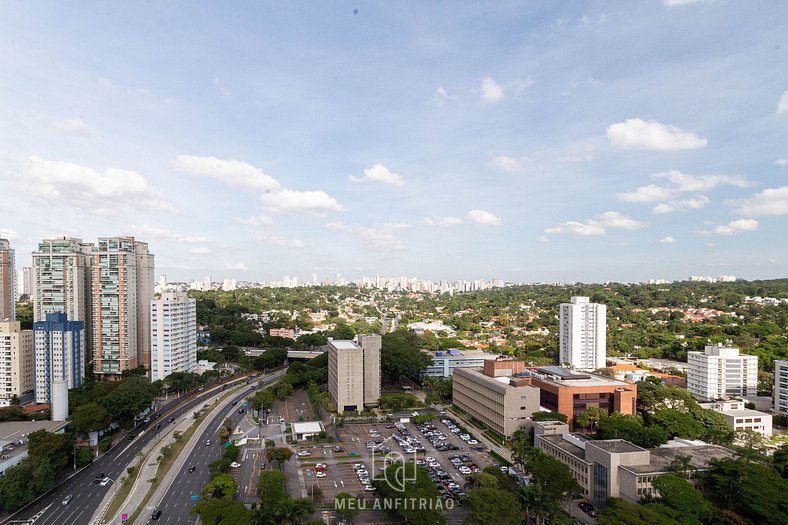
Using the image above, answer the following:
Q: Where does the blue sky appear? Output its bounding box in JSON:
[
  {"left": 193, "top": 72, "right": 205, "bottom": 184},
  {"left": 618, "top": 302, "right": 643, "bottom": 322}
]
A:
[{"left": 1, "top": 0, "right": 786, "bottom": 283}]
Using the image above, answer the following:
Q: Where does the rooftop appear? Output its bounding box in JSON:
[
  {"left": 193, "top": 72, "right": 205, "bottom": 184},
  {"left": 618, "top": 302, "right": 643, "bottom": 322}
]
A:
[
  {"left": 538, "top": 433, "right": 588, "bottom": 460},
  {"left": 329, "top": 340, "right": 359, "bottom": 351},
  {"left": 623, "top": 445, "right": 735, "bottom": 475},
  {"left": 0, "top": 420, "right": 68, "bottom": 447},
  {"left": 525, "top": 367, "right": 633, "bottom": 388},
  {"left": 588, "top": 439, "right": 646, "bottom": 454},
  {"left": 291, "top": 421, "right": 324, "bottom": 434}
]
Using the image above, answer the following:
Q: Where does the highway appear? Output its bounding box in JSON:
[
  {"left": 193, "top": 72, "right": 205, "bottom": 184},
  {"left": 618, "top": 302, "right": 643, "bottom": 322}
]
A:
[
  {"left": 1, "top": 374, "right": 269, "bottom": 525},
  {"left": 139, "top": 370, "right": 285, "bottom": 524}
]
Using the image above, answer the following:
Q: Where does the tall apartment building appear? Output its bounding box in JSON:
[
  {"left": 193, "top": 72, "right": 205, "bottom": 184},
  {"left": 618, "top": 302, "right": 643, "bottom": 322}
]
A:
[
  {"left": 91, "top": 237, "right": 154, "bottom": 379},
  {"left": 32, "top": 237, "right": 93, "bottom": 326},
  {"left": 687, "top": 344, "right": 758, "bottom": 401},
  {"left": 150, "top": 292, "right": 197, "bottom": 381},
  {"left": 559, "top": 296, "right": 606, "bottom": 370},
  {"left": 32, "top": 313, "right": 85, "bottom": 404},
  {"left": 774, "top": 360, "right": 788, "bottom": 415},
  {"left": 327, "top": 334, "right": 381, "bottom": 413},
  {"left": 0, "top": 239, "right": 15, "bottom": 321},
  {"left": 0, "top": 321, "right": 33, "bottom": 407},
  {"left": 16, "top": 266, "right": 32, "bottom": 300}
]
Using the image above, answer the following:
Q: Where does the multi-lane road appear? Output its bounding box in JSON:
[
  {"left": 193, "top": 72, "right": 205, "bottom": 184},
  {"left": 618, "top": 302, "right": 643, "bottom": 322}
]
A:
[
  {"left": 2, "top": 371, "right": 280, "bottom": 525},
  {"left": 139, "top": 370, "right": 285, "bottom": 524}
]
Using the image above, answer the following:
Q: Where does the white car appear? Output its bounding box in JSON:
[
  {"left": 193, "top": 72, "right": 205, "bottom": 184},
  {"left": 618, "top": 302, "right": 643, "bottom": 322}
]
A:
[
  {"left": 425, "top": 456, "right": 435, "bottom": 462},
  {"left": 297, "top": 450, "right": 311, "bottom": 457},
  {"left": 316, "top": 471, "right": 326, "bottom": 478},
  {"left": 99, "top": 477, "right": 111, "bottom": 486},
  {"left": 459, "top": 467, "right": 472, "bottom": 475},
  {"left": 467, "top": 440, "right": 478, "bottom": 445},
  {"left": 230, "top": 462, "right": 241, "bottom": 468}
]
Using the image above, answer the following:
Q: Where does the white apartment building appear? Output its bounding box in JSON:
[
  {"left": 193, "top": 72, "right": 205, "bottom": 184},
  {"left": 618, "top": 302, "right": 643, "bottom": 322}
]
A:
[
  {"left": 702, "top": 399, "right": 772, "bottom": 438},
  {"left": 327, "top": 334, "right": 381, "bottom": 413},
  {"left": 775, "top": 360, "right": 788, "bottom": 415},
  {"left": 0, "top": 321, "right": 33, "bottom": 407},
  {"left": 687, "top": 344, "right": 757, "bottom": 401},
  {"left": 32, "top": 313, "right": 85, "bottom": 404},
  {"left": 16, "top": 266, "right": 32, "bottom": 301},
  {"left": 559, "top": 296, "right": 606, "bottom": 371},
  {"left": 32, "top": 237, "right": 93, "bottom": 325},
  {"left": 0, "top": 239, "right": 16, "bottom": 321},
  {"left": 91, "top": 237, "right": 154, "bottom": 379},
  {"left": 150, "top": 292, "right": 197, "bottom": 381}
]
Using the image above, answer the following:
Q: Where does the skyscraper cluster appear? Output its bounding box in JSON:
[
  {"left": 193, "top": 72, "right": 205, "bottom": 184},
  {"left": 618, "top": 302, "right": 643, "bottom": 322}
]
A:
[{"left": 0, "top": 235, "right": 197, "bottom": 409}]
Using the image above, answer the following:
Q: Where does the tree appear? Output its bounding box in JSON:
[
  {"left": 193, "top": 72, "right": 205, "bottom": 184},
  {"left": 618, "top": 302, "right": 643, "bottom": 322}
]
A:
[
  {"left": 0, "top": 405, "right": 27, "bottom": 422},
  {"left": 597, "top": 497, "right": 681, "bottom": 525},
  {"left": 372, "top": 463, "right": 445, "bottom": 525},
  {"left": 466, "top": 487, "right": 521, "bottom": 525},
  {"left": 201, "top": 474, "right": 238, "bottom": 500},
  {"left": 648, "top": 409, "right": 704, "bottom": 440},
  {"left": 272, "top": 498, "right": 314, "bottom": 525},
  {"left": 518, "top": 447, "right": 581, "bottom": 501},
  {"left": 27, "top": 430, "right": 70, "bottom": 471},
  {"left": 380, "top": 329, "right": 433, "bottom": 383},
  {"left": 705, "top": 458, "right": 788, "bottom": 524},
  {"left": 258, "top": 470, "right": 287, "bottom": 506},
  {"left": 265, "top": 447, "right": 293, "bottom": 470},
  {"left": 70, "top": 402, "right": 110, "bottom": 435},
  {"left": 518, "top": 483, "right": 558, "bottom": 525},
  {"left": 0, "top": 456, "right": 57, "bottom": 512},
  {"left": 334, "top": 492, "right": 360, "bottom": 521},
  {"left": 651, "top": 474, "right": 716, "bottom": 525},
  {"left": 194, "top": 498, "right": 251, "bottom": 524},
  {"left": 531, "top": 410, "right": 568, "bottom": 423},
  {"left": 574, "top": 406, "right": 604, "bottom": 432}
]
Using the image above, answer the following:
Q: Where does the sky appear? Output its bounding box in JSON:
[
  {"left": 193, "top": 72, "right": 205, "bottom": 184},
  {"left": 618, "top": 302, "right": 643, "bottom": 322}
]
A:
[{"left": 1, "top": 0, "right": 787, "bottom": 284}]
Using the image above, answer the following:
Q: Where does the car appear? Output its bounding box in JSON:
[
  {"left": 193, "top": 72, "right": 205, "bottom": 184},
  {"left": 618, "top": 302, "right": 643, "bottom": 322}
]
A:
[
  {"left": 239, "top": 408, "right": 245, "bottom": 414},
  {"left": 151, "top": 509, "right": 162, "bottom": 520},
  {"left": 127, "top": 433, "right": 135, "bottom": 441},
  {"left": 232, "top": 401, "right": 237, "bottom": 405},
  {"left": 99, "top": 477, "right": 111, "bottom": 486},
  {"left": 205, "top": 440, "right": 212, "bottom": 446},
  {"left": 168, "top": 417, "right": 175, "bottom": 423},
  {"left": 94, "top": 473, "right": 106, "bottom": 483},
  {"left": 316, "top": 471, "right": 326, "bottom": 477},
  {"left": 62, "top": 494, "right": 73, "bottom": 505},
  {"left": 230, "top": 462, "right": 241, "bottom": 468},
  {"left": 143, "top": 417, "right": 151, "bottom": 424},
  {"left": 189, "top": 466, "right": 196, "bottom": 473},
  {"left": 297, "top": 450, "right": 311, "bottom": 457}
]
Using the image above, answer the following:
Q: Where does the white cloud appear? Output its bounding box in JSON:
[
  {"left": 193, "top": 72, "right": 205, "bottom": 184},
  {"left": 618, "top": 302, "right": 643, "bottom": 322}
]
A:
[
  {"left": 589, "top": 211, "right": 645, "bottom": 230},
  {"left": 174, "top": 155, "right": 281, "bottom": 192},
  {"left": 348, "top": 163, "right": 404, "bottom": 186},
  {"left": 51, "top": 117, "right": 90, "bottom": 136},
  {"left": 653, "top": 196, "right": 710, "bottom": 214},
  {"left": 235, "top": 215, "right": 273, "bottom": 226},
  {"left": 225, "top": 262, "right": 248, "bottom": 270},
  {"left": 775, "top": 158, "right": 788, "bottom": 167},
  {"left": 538, "top": 235, "right": 550, "bottom": 243},
  {"left": 434, "top": 86, "right": 458, "bottom": 106},
  {"left": 559, "top": 144, "right": 596, "bottom": 162},
  {"left": 479, "top": 77, "right": 505, "bottom": 104},
  {"left": 488, "top": 156, "right": 523, "bottom": 173},
  {"left": 257, "top": 233, "right": 304, "bottom": 248},
  {"left": 777, "top": 89, "right": 788, "bottom": 114},
  {"left": 617, "top": 184, "right": 677, "bottom": 203},
  {"left": 424, "top": 216, "right": 463, "bottom": 227},
  {"left": 0, "top": 228, "right": 20, "bottom": 240},
  {"left": 663, "top": 0, "right": 704, "bottom": 6},
  {"left": 606, "top": 118, "right": 707, "bottom": 150},
  {"left": 544, "top": 211, "right": 642, "bottom": 237},
  {"left": 27, "top": 156, "right": 174, "bottom": 215},
  {"left": 545, "top": 221, "right": 605, "bottom": 236},
  {"left": 260, "top": 189, "right": 344, "bottom": 216},
  {"left": 326, "top": 222, "right": 409, "bottom": 251},
  {"left": 132, "top": 225, "right": 207, "bottom": 243},
  {"left": 732, "top": 186, "right": 788, "bottom": 216},
  {"left": 618, "top": 170, "right": 750, "bottom": 213},
  {"left": 190, "top": 247, "right": 211, "bottom": 254},
  {"left": 658, "top": 236, "right": 677, "bottom": 244},
  {"left": 707, "top": 219, "right": 759, "bottom": 235},
  {"left": 467, "top": 209, "right": 502, "bottom": 225}
]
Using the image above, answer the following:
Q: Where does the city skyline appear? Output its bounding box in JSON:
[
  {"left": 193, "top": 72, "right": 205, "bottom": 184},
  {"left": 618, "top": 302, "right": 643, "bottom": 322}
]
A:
[{"left": 1, "top": 2, "right": 787, "bottom": 283}]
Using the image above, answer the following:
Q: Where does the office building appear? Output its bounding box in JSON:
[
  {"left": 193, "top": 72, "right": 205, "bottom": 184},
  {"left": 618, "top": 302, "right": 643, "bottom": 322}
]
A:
[
  {"left": 775, "top": 360, "right": 788, "bottom": 415},
  {"left": 16, "top": 266, "right": 32, "bottom": 301},
  {"left": 327, "top": 334, "right": 381, "bottom": 413},
  {"left": 91, "top": 237, "right": 154, "bottom": 379},
  {"left": 535, "top": 432, "right": 735, "bottom": 507},
  {"left": 31, "top": 237, "right": 93, "bottom": 330},
  {"left": 32, "top": 313, "right": 85, "bottom": 404},
  {"left": 687, "top": 344, "right": 757, "bottom": 401},
  {"left": 150, "top": 292, "right": 197, "bottom": 381},
  {"left": 422, "top": 349, "right": 500, "bottom": 378},
  {"left": 452, "top": 358, "right": 541, "bottom": 436},
  {"left": 523, "top": 367, "right": 637, "bottom": 425},
  {"left": 559, "top": 296, "right": 606, "bottom": 370},
  {"left": 0, "top": 321, "right": 33, "bottom": 407},
  {"left": 700, "top": 399, "right": 772, "bottom": 438},
  {"left": 0, "top": 239, "right": 15, "bottom": 321}
]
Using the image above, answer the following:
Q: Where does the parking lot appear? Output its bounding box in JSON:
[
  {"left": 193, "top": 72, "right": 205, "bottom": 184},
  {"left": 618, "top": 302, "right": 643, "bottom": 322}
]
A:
[{"left": 292, "top": 414, "right": 512, "bottom": 504}]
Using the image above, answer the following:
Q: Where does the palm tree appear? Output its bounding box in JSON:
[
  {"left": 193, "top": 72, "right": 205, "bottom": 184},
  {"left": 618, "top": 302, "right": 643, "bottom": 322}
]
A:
[
  {"left": 519, "top": 484, "right": 554, "bottom": 525},
  {"left": 273, "top": 497, "right": 315, "bottom": 525},
  {"left": 669, "top": 454, "right": 694, "bottom": 478}
]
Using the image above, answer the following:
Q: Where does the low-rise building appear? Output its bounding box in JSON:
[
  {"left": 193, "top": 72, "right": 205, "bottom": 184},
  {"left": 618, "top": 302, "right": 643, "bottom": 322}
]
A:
[
  {"left": 452, "top": 358, "right": 540, "bottom": 436},
  {"left": 269, "top": 328, "right": 295, "bottom": 339},
  {"left": 535, "top": 432, "right": 735, "bottom": 507},
  {"left": 607, "top": 363, "right": 686, "bottom": 388},
  {"left": 522, "top": 367, "right": 637, "bottom": 425},
  {"left": 291, "top": 421, "right": 324, "bottom": 441},
  {"left": 422, "top": 349, "right": 499, "bottom": 378},
  {"left": 0, "top": 420, "right": 69, "bottom": 476},
  {"left": 699, "top": 399, "right": 772, "bottom": 438}
]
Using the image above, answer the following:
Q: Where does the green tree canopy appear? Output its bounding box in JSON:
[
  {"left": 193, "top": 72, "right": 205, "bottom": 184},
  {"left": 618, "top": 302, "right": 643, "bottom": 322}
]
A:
[{"left": 466, "top": 487, "right": 521, "bottom": 525}]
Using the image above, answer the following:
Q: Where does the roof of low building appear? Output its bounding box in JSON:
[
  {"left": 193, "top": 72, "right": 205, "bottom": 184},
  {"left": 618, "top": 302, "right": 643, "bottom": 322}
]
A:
[{"left": 291, "top": 421, "right": 324, "bottom": 434}]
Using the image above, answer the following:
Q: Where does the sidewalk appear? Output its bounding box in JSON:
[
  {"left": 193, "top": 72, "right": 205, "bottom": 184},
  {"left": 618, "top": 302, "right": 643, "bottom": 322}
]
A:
[{"left": 90, "top": 386, "right": 241, "bottom": 524}]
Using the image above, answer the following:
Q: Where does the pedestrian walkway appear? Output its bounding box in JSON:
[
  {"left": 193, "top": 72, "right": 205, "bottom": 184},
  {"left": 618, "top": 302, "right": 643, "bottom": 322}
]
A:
[{"left": 90, "top": 386, "right": 242, "bottom": 524}]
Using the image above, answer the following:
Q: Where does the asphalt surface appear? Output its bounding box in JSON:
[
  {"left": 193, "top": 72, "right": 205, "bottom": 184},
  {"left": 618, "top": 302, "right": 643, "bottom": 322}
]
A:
[
  {"left": 1, "top": 376, "right": 255, "bottom": 525},
  {"left": 139, "top": 371, "right": 285, "bottom": 524}
]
